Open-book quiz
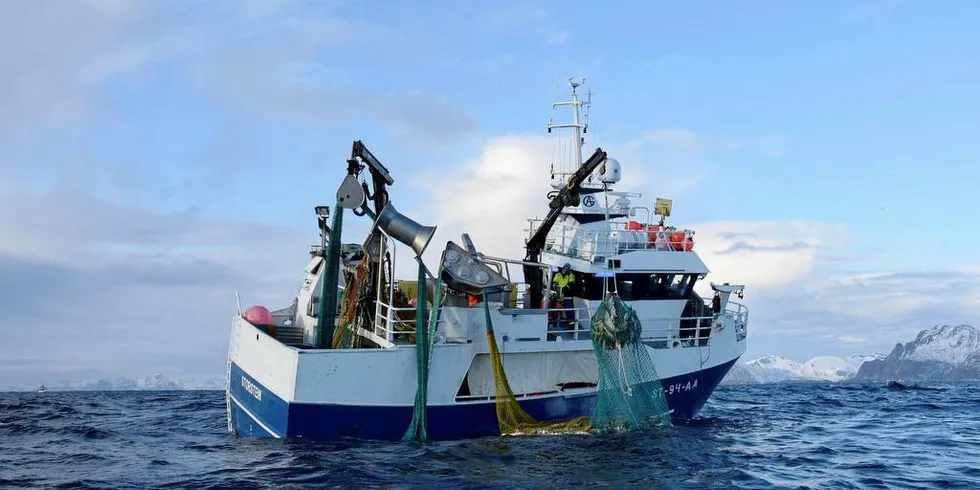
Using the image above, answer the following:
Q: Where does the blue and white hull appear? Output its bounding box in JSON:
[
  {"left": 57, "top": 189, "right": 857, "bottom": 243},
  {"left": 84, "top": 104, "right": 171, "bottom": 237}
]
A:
[
  {"left": 225, "top": 302, "right": 747, "bottom": 441},
  {"left": 228, "top": 358, "right": 737, "bottom": 441}
]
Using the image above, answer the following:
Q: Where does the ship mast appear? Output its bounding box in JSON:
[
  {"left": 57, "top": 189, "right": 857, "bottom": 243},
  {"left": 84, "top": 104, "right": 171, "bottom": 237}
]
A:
[{"left": 548, "top": 77, "right": 592, "bottom": 186}]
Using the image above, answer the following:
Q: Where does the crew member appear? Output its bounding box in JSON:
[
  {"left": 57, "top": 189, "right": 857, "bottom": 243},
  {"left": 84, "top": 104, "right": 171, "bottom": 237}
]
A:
[
  {"left": 551, "top": 263, "right": 577, "bottom": 337},
  {"left": 553, "top": 263, "right": 576, "bottom": 298},
  {"left": 711, "top": 291, "right": 722, "bottom": 315}
]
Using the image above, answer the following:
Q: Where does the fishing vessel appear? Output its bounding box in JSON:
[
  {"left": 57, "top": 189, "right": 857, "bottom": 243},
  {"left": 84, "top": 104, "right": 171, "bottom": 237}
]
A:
[{"left": 225, "top": 78, "right": 749, "bottom": 441}]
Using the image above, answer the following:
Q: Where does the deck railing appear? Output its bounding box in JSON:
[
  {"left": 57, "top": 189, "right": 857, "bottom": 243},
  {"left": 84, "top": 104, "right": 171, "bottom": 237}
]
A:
[
  {"left": 527, "top": 219, "right": 695, "bottom": 263},
  {"left": 367, "top": 295, "right": 741, "bottom": 349},
  {"left": 543, "top": 306, "right": 721, "bottom": 345},
  {"left": 727, "top": 301, "right": 749, "bottom": 341}
]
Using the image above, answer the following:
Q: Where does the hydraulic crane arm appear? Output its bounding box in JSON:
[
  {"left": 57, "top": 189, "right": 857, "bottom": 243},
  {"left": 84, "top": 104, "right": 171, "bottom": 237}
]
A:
[
  {"left": 523, "top": 147, "right": 607, "bottom": 307},
  {"left": 346, "top": 140, "right": 394, "bottom": 217},
  {"left": 351, "top": 140, "right": 394, "bottom": 186}
]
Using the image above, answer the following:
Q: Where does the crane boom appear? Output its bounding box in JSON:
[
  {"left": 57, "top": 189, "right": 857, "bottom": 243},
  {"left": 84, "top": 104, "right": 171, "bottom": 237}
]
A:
[
  {"left": 345, "top": 140, "right": 394, "bottom": 217},
  {"left": 523, "top": 147, "right": 607, "bottom": 307}
]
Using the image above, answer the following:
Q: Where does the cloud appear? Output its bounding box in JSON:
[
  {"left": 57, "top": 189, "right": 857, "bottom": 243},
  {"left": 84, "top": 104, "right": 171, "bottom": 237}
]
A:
[
  {"left": 0, "top": 1, "right": 151, "bottom": 139},
  {"left": 749, "top": 267, "right": 980, "bottom": 359},
  {"left": 0, "top": 182, "right": 310, "bottom": 386},
  {"left": 185, "top": 24, "right": 479, "bottom": 148},
  {"left": 689, "top": 220, "right": 844, "bottom": 292},
  {"left": 0, "top": 182, "right": 294, "bottom": 267},
  {"left": 718, "top": 241, "right": 816, "bottom": 254},
  {"left": 815, "top": 270, "right": 980, "bottom": 322},
  {"left": 0, "top": 0, "right": 480, "bottom": 386},
  {"left": 687, "top": 220, "right": 980, "bottom": 359},
  {"left": 0, "top": 0, "right": 476, "bottom": 150},
  {"left": 405, "top": 134, "right": 553, "bottom": 278}
]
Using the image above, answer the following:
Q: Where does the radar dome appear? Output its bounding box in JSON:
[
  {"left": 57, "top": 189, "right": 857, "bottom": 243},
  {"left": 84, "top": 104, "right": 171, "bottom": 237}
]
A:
[{"left": 600, "top": 158, "right": 622, "bottom": 183}]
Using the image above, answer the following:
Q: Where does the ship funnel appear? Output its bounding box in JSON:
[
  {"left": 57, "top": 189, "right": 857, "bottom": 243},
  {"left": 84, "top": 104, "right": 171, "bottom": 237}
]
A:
[{"left": 373, "top": 202, "right": 437, "bottom": 258}]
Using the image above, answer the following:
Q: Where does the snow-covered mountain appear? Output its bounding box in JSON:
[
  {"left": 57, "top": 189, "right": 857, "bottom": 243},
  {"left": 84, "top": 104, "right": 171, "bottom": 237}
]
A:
[
  {"left": 723, "top": 324, "right": 980, "bottom": 384},
  {"left": 723, "top": 353, "right": 884, "bottom": 385},
  {"left": 2, "top": 374, "right": 225, "bottom": 392},
  {"left": 854, "top": 324, "right": 980, "bottom": 382}
]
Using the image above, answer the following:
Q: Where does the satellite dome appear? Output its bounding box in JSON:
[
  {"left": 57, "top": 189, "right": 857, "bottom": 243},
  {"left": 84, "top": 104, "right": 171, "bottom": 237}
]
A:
[{"left": 600, "top": 158, "right": 622, "bottom": 183}]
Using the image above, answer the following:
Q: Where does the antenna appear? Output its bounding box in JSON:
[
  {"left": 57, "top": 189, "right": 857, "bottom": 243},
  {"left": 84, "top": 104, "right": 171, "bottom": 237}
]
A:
[
  {"left": 546, "top": 76, "right": 595, "bottom": 188},
  {"left": 583, "top": 88, "right": 592, "bottom": 135},
  {"left": 546, "top": 81, "right": 556, "bottom": 133}
]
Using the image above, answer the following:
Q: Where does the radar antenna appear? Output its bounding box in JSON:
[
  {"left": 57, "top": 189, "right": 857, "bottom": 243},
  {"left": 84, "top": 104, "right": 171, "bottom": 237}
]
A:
[{"left": 547, "top": 77, "right": 591, "bottom": 185}]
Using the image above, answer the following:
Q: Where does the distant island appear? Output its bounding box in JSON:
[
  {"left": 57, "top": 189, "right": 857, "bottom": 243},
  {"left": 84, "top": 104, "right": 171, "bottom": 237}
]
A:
[
  {"left": 2, "top": 374, "right": 225, "bottom": 392},
  {"left": 721, "top": 353, "right": 884, "bottom": 385},
  {"left": 723, "top": 324, "right": 980, "bottom": 385},
  {"left": 854, "top": 324, "right": 980, "bottom": 382}
]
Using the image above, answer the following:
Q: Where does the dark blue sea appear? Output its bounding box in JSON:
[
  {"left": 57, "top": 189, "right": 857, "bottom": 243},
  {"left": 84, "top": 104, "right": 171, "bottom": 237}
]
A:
[{"left": 1, "top": 382, "right": 978, "bottom": 489}]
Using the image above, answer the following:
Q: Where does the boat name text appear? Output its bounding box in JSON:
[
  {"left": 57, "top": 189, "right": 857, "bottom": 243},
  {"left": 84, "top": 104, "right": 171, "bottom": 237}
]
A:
[
  {"left": 663, "top": 378, "right": 698, "bottom": 396},
  {"left": 242, "top": 376, "right": 262, "bottom": 402}
]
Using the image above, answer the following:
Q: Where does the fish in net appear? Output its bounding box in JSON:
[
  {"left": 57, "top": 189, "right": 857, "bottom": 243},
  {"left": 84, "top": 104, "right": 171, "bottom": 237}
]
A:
[{"left": 588, "top": 294, "right": 672, "bottom": 432}]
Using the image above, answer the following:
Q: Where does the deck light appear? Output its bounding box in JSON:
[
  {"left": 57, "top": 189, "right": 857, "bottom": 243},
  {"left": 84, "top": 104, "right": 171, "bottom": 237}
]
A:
[
  {"left": 314, "top": 205, "right": 331, "bottom": 254},
  {"left": 475, "top": 271, "right": 490, "bottom": 285},
  {"left": 438, "top": 241, "right": 509, "bottom": 295}
]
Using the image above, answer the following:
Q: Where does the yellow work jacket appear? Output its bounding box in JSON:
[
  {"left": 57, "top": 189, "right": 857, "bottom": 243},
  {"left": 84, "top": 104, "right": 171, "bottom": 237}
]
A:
[{"left": 553, "top": 271, "right": 575, "bottom": 298}]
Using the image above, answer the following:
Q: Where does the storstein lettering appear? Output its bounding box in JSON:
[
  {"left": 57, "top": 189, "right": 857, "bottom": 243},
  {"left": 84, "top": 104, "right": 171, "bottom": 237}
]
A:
[{"left": 241, "top": 376, "right": 262, "bottom": 402}]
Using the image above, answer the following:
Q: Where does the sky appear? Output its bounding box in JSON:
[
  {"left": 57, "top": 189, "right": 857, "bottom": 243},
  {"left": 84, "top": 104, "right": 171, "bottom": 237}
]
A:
[{"left": 2, "top": 0, "right": 979, "bottom": 388}]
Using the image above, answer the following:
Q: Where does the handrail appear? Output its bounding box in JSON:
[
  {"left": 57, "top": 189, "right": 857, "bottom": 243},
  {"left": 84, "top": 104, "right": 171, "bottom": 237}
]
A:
[
  {"left": 368, "top": 297, "right": 741, "bottom": 347},
  {"left": 726, "top": 301, "right": 749, "bottom": 341},
  {"left": 366, "top": 233, "right": 746, "bottom": 346},
  {"left": 725, "top": 301, "right": 748, "bottom": 314},
  {"left": 528, "top": 220, "right": 696, "bottom": 261},
  {"left": 629, "top": 206, "right": 652, "bottom": 227}
]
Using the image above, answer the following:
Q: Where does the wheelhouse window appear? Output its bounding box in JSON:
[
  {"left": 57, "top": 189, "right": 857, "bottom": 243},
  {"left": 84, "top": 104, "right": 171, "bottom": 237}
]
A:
[{"left": 579, "top": 272, "right": 699, "bottom": 301}]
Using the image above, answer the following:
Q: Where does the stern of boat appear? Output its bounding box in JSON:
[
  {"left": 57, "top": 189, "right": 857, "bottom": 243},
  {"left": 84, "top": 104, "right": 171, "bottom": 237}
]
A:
[{"left": 225, "top": 315, "right": 303, "bottom": 438}]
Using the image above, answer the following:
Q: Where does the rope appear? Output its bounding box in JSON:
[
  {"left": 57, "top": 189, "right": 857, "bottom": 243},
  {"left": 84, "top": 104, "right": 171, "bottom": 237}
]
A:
[{"left": 616, "top": 346, "right": 632, "bottom": 397}]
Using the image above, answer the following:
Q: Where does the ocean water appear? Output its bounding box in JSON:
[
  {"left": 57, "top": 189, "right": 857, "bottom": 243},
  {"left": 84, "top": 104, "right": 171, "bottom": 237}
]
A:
[{"left": 1, "top": 382, "right": 978, "bottom": 489}]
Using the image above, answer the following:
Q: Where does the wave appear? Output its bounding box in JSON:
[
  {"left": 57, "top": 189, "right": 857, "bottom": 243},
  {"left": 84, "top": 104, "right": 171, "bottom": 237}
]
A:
[{"left": 1, "top": 384, "right": 979, "bottom": 489}]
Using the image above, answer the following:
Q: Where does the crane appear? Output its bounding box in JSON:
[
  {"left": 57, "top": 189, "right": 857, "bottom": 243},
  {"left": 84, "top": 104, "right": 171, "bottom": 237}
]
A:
[{"left": 523, "top": 147, "right": 608, "bottom": 308}]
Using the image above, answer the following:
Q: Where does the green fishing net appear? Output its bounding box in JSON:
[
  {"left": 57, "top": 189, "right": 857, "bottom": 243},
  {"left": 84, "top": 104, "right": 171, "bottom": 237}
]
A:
[
  {"left": 404, "top": 288, "right": 671, "bottom": 440},
  {"left": 588, "top": 295, "right": 672, "bottom": 433}
]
